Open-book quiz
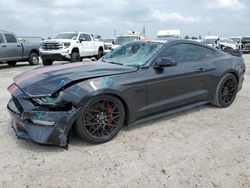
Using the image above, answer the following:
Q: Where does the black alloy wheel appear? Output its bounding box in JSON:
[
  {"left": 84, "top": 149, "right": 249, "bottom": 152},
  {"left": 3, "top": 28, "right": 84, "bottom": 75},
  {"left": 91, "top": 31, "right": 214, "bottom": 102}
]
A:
[
  {"left": 213, "top": 73, "right": 238, "bottom": 107},
  {"left": 220, "top": 78, "right": 237, "bottom": 106},
  {"left": 75, "top": 95, "right": 125, "bottom": 144}
]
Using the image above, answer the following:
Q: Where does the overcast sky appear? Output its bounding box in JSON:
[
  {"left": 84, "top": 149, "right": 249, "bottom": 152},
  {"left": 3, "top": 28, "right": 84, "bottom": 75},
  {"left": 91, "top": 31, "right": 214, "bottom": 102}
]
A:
[{"left": 0, "top": 0, "right": 249, "bottom": 38}]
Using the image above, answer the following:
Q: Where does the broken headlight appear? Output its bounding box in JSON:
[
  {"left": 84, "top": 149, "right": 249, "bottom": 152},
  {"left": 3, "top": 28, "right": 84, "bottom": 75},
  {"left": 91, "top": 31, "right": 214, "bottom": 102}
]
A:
[
  {"left": 32, "top": 92, "right": 63, "bottom": 106},
  {"left": 32, "top": 96, "right": 57, "bottom": 106}
]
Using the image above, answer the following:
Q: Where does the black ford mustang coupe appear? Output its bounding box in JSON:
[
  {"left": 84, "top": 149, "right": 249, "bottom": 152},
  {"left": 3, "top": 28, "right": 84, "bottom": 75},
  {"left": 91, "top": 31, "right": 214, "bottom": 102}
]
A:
[{"left": 7, "top": 39, "right": 245, "bottom": 147}]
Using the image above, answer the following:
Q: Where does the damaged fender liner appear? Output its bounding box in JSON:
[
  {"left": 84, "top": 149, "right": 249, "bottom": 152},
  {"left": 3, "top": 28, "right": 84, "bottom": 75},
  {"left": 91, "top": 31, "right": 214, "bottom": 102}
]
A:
[{"left": 7, "top": 98, "right": 81, "bottom": 147}]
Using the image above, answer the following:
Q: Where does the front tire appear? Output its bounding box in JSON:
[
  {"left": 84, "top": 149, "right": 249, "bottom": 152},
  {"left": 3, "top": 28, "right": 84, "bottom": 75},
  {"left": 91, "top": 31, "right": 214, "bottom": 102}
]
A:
[
  {"left": 70, "top": 52, "right": 80, "bottom": 62},
  {"left": 95, "top": 48, "right": 104, "bottom": 60},
  {"left": 212, "top": 73, "right": 238, "bottom": 108},
  {"left": 75, "top": 95, "right": 125, "bottom": 144},
  {"left": 28, "top": 52, "right": 39, "bottom": 65},
  {"left": 42, "top": 59, "right": 53, "bottom": 66}
]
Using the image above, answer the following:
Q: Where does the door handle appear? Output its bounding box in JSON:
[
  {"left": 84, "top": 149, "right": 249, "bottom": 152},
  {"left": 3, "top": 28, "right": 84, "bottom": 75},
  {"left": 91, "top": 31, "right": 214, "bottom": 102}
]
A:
[
  {"left": 17, "top": 45, "right": 21, "bottom": 47},
  {"left": 2, "top": 45, "right": 7, "bottom": 47}
]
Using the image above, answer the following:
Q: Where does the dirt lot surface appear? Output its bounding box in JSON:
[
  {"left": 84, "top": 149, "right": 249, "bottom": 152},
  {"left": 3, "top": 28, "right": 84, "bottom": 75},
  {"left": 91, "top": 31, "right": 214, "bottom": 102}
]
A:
[{"left": 0, "top": 56, "right": 250, "bottom": 188}]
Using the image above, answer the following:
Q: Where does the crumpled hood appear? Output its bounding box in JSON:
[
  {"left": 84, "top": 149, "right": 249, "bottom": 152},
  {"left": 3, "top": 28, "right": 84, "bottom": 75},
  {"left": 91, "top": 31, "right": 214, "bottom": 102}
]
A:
[{"left": 14, "top": 61, "right": 137, "bottom": 96}]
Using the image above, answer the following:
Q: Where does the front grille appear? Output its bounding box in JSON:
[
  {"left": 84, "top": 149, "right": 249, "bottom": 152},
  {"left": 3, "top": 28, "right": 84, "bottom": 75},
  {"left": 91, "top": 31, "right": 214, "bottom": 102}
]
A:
[
  {"left": 12, "top": 97, "right": 24, "bottom": 113},
  {"left": 244, "top": 46, "right": 250, "bottom": 50},
  {"left": 41, "top": 42, "right": 63, "bottom": 50}
]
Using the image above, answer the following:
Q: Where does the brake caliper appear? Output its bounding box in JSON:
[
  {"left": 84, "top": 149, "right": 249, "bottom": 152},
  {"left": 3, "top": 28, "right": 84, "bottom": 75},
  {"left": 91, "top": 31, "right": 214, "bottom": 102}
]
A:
[{"left": 107, "top": 105, "right": 113, "bottom": 126}]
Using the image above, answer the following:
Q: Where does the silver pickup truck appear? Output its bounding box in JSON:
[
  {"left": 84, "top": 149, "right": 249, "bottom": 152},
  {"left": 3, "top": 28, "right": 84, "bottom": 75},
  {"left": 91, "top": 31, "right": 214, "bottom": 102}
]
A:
[{"left": 0, "top": 30, "right": 40, "bottom": 66}]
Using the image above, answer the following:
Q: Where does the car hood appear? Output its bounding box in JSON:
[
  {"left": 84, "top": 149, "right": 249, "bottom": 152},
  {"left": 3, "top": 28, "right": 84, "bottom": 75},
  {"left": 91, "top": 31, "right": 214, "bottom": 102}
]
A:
[
  {"left": 41, "top": 39, "right": 76, "bottom": 43},
  {"left": 13, "top": 61, "right": 138, "bottom": 96},
  {"left": 219, "top": 42, "right": 238, "bottom": 49}
]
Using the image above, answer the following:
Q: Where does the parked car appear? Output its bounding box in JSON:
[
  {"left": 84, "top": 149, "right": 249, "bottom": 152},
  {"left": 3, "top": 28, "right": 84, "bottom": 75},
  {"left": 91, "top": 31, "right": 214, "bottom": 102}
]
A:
[
  {"left": 241, "top": 36, "right": 250, "bottom": 53},
  {"left": 102, "top": 38, "right": 114, "bottom": 53},
  {"left": 7, "top": 39, "right": 245, "bottom": 147},
  {"left": 39, "top": 32, "right": 105, "bottom": 65},
  {"left": 18, "top": 36, "right": 43, "bottom": 44},
  {"left": 213, "top": 38, "right": 240, "bottom": 50},
  {"left": 157, "top": 30, "right": 181, "bottom": 39},
  {"left": 112, "top": 34, "right": 142, "bottom": 49},
  {"left": 204, "top": 36, "right": 219, "bottom": 47},
  {"left": 0, "top": 30, "right": 40, "bottom": 66}
]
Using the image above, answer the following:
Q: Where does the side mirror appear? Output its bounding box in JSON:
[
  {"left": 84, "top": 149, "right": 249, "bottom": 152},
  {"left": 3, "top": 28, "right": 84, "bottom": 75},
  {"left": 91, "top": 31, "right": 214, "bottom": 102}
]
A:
[
  {"left": 154, "top": 57, "right": 177, "bottom": 68},
  {"left": 79, "top": 38, "right": 85, "bottom": 43}
]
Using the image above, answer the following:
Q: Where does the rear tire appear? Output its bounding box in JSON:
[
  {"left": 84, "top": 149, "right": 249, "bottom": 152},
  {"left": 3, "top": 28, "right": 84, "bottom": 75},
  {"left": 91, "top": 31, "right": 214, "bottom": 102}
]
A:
[
  {"left": 212, "top": 73, "right": 238, "bottom": 108},
  {"left": 7, "top": 62, "right": 17, "bottom": 66},
  {"left": 42, "top": 59, "right": 53, "bottom": 66},
  {"left": 28, "top": 52, "right": 39, "bottom": 65},
  {"left": 70, "top": 52, "right": 80, "bottom": 62},
  {"left": 75, "top": 95, "right": 125, "bottom": 144}
]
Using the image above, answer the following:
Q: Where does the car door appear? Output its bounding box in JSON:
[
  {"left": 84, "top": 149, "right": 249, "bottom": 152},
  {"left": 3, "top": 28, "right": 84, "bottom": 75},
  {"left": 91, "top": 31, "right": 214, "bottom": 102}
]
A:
[
  {"left": 3, "top": 33, "right": 22, "bottom": 61},
  {"left": 0, "top": 33, "right": 7, "bottom": 61},
  {"left": 79, "top": 34, "right": 95, "bottom": 56},
  {"left": 146, "top": 43, "right": 216, "bottom": 115}
]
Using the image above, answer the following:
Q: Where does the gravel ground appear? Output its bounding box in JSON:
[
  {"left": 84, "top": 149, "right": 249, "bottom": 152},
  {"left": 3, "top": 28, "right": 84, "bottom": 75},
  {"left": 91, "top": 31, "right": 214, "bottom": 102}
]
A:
[{"left": 0, "top": 56, "right": 250, "bottom": 188}]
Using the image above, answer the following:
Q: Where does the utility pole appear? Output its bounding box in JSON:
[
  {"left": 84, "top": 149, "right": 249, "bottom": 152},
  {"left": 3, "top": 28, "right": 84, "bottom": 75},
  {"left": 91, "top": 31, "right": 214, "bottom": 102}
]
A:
[{"left": 142, "top": 25, "right": 146, "bottom": 37}]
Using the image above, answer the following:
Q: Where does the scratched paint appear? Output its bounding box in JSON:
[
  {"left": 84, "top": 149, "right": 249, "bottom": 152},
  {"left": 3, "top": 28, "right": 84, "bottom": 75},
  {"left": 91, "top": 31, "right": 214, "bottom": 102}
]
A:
[
  {"left": 58, "top": 79, "right": 66, "bottom": 87},
  {"left": 36, "top": 112, "right": 47, "bottom": 120},
  {"left": 102, "top": 77, "right": 116, "bottom": 88},
  {"left": 70, "top": 87, "right": 81, "bottom": 97}
]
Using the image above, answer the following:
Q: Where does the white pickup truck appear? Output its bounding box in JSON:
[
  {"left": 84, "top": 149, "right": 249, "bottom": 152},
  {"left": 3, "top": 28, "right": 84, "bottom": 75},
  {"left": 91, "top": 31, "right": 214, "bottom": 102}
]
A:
[{"left": 39, "top": 32, "right": 105, "bottom": 65}]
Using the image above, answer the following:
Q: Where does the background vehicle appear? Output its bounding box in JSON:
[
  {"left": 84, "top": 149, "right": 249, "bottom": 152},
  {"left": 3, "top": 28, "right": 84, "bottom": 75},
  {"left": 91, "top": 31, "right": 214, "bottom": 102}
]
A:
[
  {"left": 112, "top": 31, "right": 142, "bottom": 49},
  {"left": 102, "top": 38, "right": 114, "bottom": 53},
  {"left": 18, "top": 36, "right": 43, "bottom": 44},
  {"left": 157, "top": 30, "right": 181, "bottom": 39},
  {"left": 7, "top": 40, "right": 245, "bottom": 147},
  {"left": 241, "top": 36, "right": 250, "bottom": 53},
  {"left": 213, "top": 38, "right": 240, "bottom": 50},
  {"left": 204, "top": 36, "right": 219, "bottom": 47},
  {"left": 0, "top": 30, "right": 40, "bottom": 66},
  {"left": 40, "top": 32, "right": 105, "bottom": 65},
  {"left": 230, "top": 36, "right": 242, "bottom": 49}
]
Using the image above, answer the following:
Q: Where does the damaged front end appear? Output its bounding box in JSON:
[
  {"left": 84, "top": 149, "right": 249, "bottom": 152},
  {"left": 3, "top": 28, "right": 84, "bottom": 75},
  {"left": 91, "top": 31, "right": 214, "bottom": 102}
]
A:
[{"left": 7, "top": 83, "right": 82, "bottom": 148}]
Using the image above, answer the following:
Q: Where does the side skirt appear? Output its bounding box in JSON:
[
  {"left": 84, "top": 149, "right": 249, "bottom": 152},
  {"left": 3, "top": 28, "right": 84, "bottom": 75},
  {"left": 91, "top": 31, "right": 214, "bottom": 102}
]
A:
[{"left": 130, "top": 101, "right": 209, "bottom": 126}]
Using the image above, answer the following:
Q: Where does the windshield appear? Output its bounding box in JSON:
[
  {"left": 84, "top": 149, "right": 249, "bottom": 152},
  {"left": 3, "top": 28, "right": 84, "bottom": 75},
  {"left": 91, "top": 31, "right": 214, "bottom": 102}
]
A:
[
  {"left": 114, "top": 36, "right": 140, "bottom": 45},
  {"left": 219, "top": 39, "right": 236, "bottom": 44},
  {"left": 205, "top": 39, "right": 217, "bottom": 44},
  {"left": 103, "top": 41, "right": 163, "bottom": 66},
  {"left": 242, "top": 37, "right": 250, "bottom": 43},
  {"left": 55, "top": 33, "right": 78, "bottom": 40},
  {"left": 230, "top": 38, "right": 241, "bottom": 43}
]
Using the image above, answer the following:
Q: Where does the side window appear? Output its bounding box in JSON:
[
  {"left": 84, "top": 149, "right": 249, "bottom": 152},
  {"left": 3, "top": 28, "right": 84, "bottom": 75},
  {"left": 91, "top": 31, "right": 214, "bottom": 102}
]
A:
[
  {"left": 79, "top": 34, "right": 85, "bottom": 40},
  {"left": 0, "top": 34, "right": 4, "bottom": 43},
  {"left": 84, "top": 34, "right": 92, "bottom": 41},
  {"left": 4, "top": 34, "right": 17, "bottom": 43},
  {"left": 162, "top": 44, "right": 215, "bottom": 63}
]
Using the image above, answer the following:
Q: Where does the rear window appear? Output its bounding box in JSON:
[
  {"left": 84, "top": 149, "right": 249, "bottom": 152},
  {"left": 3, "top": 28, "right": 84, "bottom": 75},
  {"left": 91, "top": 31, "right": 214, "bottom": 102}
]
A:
[
  {"left": 4, "top": 33, "right": 17, "bottom": 43},
  {"left": 0, "top": 34, "right": 4, "bottom": 43}
]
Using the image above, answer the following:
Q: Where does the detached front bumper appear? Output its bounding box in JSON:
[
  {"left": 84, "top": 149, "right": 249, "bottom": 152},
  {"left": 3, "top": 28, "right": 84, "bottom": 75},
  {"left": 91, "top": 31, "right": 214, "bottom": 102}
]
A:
[{"left": 7, "top": 96, "right": 81, "bottom": 147}]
